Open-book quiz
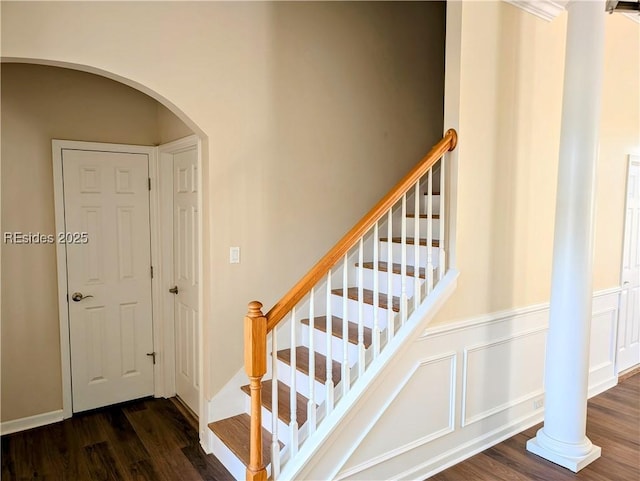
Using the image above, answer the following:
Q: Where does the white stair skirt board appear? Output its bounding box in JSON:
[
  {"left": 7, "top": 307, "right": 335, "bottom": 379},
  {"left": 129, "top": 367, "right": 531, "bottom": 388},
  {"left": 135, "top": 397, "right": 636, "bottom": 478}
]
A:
[{"left": 526, "top": 432, "right": 602, "bottom": 473}]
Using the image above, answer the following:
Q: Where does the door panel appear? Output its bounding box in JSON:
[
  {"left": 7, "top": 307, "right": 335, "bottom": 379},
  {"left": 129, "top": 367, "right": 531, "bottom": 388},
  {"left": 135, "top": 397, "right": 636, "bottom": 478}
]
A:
[
  {"left": 173, "top": 147, "right": 200, "bottom": 415},
  {"left": 63, "top": 149, "right": 154, "bottom": 413},
  {"left": 618, "top": 160, "right": 640, "bottom": 372}
]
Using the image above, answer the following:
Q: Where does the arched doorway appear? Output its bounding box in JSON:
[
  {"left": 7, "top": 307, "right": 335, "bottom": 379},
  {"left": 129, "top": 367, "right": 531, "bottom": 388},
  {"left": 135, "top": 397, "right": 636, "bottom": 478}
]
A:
[{"left": 1, "top": 59, "right": 209, "bottom": 448}]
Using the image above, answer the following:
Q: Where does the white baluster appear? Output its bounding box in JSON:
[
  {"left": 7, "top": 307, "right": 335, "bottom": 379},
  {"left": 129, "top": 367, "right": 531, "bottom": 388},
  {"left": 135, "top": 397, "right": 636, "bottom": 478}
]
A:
[
  {"left": 413, "top": 180, "right": 421, "bottom": 308},
  {"left": 401, "top": 194, "right": 408, "bottom": 325},
  {"left": 386, "top": 210, "right": 394, "bottom": 339},
  {"left": 439, "top": 157, "right": 446, "bottom": 280},
  {"left": 357, "top": 238, "right": 365, "bottom": 376},
  {"left": 373, "top": 222, "right": 380, "bottom": 357},
  {"left": 325, "top": 271, "right": 334, "bottom": 413},
  {"left": 427, "top": 167, "right": 434, "bottom": 294},
  {"left": 342, "top": 253, "right": 350, "bottom": 396},
  {"left": 271, "top": 326, "right": 280, "bottom": 478},
  {"left": 289, "top": 308, "right": 298, "bottom": 455},
  {"left": 307, "top": 289, "right": 316, "bottom": 434}
]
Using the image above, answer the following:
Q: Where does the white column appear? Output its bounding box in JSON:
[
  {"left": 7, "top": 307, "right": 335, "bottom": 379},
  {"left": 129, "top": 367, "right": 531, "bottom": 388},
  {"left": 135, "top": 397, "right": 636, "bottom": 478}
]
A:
[{"left": 526, "top": 0, "right": 605, "bottom": 473}]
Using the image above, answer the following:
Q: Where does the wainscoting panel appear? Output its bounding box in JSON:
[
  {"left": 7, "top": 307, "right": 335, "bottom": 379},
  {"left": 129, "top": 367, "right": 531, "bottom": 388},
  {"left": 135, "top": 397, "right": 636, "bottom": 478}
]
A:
[
  {"left": 337, "top": 354, "right": 456, "bottom": 479},
  {"left": 462, "top": 327, "right": 546, "bottom": 427},
  {"left": 333, "top": 289, "right": 620, "bottom": 481}
]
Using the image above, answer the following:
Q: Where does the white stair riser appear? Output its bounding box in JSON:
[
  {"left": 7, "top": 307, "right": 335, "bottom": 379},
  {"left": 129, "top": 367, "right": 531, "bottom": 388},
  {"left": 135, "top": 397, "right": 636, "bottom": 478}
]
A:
[
  {"left": 330, "top": 294, "right": 393, "bottom": 330},
  {"left": 210, "top": 432, "right": 256, "bottom": 480},
  {"left": 243, "top": 393, "right": 293, "bottom": 442},
  {"left": 423, "top": 194, "right": 441, "bottom": 214},
  {"left": 359, "top": 267, "right": 429, "bottom": 297},
  {"left": 392, "top": 218, "right": 441, "bottom": 239},
  {"left": 275, "top": 358, "right": 330, "bottom": 403},
  {"left": 299, "top": 323, "right": 359, "bottom": 365},
  {"left": 379, "top": 242, "right": 440, "bottom": 269}
]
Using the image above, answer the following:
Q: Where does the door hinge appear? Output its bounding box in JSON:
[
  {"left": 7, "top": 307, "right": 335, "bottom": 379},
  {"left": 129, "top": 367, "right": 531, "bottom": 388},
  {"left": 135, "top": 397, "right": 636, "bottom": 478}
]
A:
[
  {"left": 150, "top": 266, "right": 154, "bottom": 278},
  {"left": 148, "top": 177, "right": 152, "bottom": 191}
]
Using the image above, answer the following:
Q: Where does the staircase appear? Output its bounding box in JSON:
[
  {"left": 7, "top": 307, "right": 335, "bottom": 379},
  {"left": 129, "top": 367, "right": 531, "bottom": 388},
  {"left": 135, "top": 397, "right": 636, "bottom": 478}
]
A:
[{"left": 208, "top": 130, "right": 458, "bottom": 480}]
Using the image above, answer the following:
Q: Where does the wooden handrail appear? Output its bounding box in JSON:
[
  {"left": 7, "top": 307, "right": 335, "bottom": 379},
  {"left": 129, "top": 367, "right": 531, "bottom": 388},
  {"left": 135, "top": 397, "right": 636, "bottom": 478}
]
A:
[{"left": 265, "top": 128, "right": 457, "bottom": 331}]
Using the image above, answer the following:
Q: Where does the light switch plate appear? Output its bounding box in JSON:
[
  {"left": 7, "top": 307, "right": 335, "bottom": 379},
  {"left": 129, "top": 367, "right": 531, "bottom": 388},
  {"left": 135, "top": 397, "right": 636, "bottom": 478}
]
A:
[{"left": 230, "top": 246, "right": 240, "bottom": 264}]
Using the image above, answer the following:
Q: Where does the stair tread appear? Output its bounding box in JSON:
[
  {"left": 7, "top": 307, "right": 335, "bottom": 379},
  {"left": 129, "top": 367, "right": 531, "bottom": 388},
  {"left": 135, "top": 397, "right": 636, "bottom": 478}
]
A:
[
  {"left": 358, "top": 261, "right": 426, "bottom": 279},
  {"left": 208, "top": 413, "right": 281, "bottom": 467},
  {"left": 405, "top": 213, "right": 440, "bottom": 219},
  {"left": 240, "top": 380, "right": 310, "bottom": 426},
  {"left": 380, "top": 237, "right": 440, "bottom": 247},
  {"left": 331, "top": 287, "right": 400, "bottom": 312},
  {"left": 300, "top": 316, "right": 373, "bottom": 347},
  {"left": 424, "top": 191, "right": 441, "bottom": 195},
  {"left": 277, "top": 346, "right": 342, "bottom": 384}
]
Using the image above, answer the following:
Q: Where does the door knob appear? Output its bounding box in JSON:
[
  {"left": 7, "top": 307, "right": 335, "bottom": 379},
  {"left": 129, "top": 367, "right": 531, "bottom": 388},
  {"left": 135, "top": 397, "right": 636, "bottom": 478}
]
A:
[
  {"left": 71, "top": 292, "right": 94, "bottom": 302},
  {"left": 169, "top": 286, "right": 179, "bottom": 294}
]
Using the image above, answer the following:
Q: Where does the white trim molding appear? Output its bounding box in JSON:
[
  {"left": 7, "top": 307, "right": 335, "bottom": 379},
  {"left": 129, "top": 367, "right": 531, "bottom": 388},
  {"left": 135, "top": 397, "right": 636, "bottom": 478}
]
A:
[
  {"left": 504, "top": 0, "right": 568, "bottom": 22},
  {"left": 1, "top": 410, "right": 64, "bottom": 436},
  {"left": 325, "top": 288, "right": 620, "bottom": 481},
  {"left": 155, "top": 135, "right": 209, "bottom": 452},
  {"left": 623, "top": 12, "right": 640, "bottom": 23}
]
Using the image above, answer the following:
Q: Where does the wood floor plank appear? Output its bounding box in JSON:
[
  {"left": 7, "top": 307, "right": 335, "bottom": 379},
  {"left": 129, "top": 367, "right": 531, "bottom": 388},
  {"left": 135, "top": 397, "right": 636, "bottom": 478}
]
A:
[
  {"left": 181, "top": 442, "right": 235, "bottom": 481},
  {"left": 208, "top": 413, "right": 277, "bottom": 468},
  {"left": 300, "top": 315, "right": 373, "bottom": 347},
  {"left": 277, "top": 346, "right": 342, "bottom": 384},
  {"left": 1, "top": 397, "right": 230, "bottom": 481},
  {"left": 359, "top": 261, "right": 426, "bottom": 279},
  {"left": 84, "top": 441, "right": 125, "bottom": 481},
  {"left": 380, "top": 236, "right": 440, "bottom": 247},
  {"left": 128, "top": 458, "right": 162, "bottom": 481},
  {"left": 101, "top": 407, "right": 151, "bottom": 467},
  {"left": 430, "top": 374, "right": 640, "bottom": 480},
  {"left": 240, "top": 380, "right": 311, "bottom": 426},
  {"left": 332, "top": 287, "right": 400, "bottom": 312}
]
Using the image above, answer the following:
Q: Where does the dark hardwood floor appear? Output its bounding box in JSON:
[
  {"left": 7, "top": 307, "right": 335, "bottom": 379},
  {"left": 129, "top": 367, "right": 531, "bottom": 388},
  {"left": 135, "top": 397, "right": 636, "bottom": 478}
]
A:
[
  {"left": 1, "top": 397, "right": 233, "bottom": 481},
  {"left": 430, "top": 373, "right": 640, "bottom": 480},
  {"left": 2, "top": 375, "right": 638, "bottom": 480}
]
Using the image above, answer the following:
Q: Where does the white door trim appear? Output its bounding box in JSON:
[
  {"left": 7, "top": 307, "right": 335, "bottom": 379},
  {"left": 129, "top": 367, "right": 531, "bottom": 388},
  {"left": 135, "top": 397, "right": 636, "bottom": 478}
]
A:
[
  {"left": 52, "top": 140, "right": 157, "bottom": 419},
  {"left": 155, "top": 135, "right": 207, "bottom": 442},
  {"left": 616, "top": 153, "right": 640, "bottom": 374}
]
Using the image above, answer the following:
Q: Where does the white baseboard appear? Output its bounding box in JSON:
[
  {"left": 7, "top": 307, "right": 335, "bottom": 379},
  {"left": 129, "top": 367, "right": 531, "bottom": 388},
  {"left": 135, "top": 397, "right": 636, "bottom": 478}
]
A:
[
  {"left": 1, "top": 410, "right": 64, "bottom": 436},
  {"left": 401, "top": 410, "right": 545, "bottom": 480}
]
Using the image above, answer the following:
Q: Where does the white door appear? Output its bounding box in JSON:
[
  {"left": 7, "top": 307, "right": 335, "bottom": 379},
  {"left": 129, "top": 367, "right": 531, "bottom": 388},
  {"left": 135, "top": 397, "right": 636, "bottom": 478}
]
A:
[
  {"left": 172, "top": 147, "right": 200, "bottom": 415},
  {"left": 618, "top": 157, "right": 640, "bottom": 372},
  {"left": 63, "top": 149, "right": 154, "bottom": 413}
]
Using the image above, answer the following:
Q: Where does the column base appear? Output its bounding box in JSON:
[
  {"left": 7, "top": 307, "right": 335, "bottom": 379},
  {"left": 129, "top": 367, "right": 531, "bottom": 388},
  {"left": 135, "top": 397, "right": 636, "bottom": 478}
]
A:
[{"left": 527, "top": 429, "right": 601, "bottom": 472}]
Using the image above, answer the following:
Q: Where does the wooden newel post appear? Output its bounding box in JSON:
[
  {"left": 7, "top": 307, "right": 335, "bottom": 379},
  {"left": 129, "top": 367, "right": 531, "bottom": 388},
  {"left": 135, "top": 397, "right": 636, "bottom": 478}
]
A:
[{"left": 244, "top": 301, "right": 267, "bottom": 481}]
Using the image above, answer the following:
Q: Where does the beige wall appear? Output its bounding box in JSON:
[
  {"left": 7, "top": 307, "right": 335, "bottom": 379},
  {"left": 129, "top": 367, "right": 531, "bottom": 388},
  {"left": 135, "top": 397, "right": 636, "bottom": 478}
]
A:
[
  {"left": 1, "top": 2, "right": 446, "bottom": 418},
  {"left": 158, "top": 103, "right": 193, "bottom": 145},
  {"left": 0, "top": 63, "right": 191, "bottom": 421},
  {"left": 434, "top": 3, "right": 639, "bottom": 324}
]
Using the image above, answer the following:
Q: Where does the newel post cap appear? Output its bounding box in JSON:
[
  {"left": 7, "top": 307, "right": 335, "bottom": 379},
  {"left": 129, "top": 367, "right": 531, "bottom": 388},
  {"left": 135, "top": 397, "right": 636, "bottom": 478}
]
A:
[{"left": 246, "top": 300, "right": 264, "bottom": 318}]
